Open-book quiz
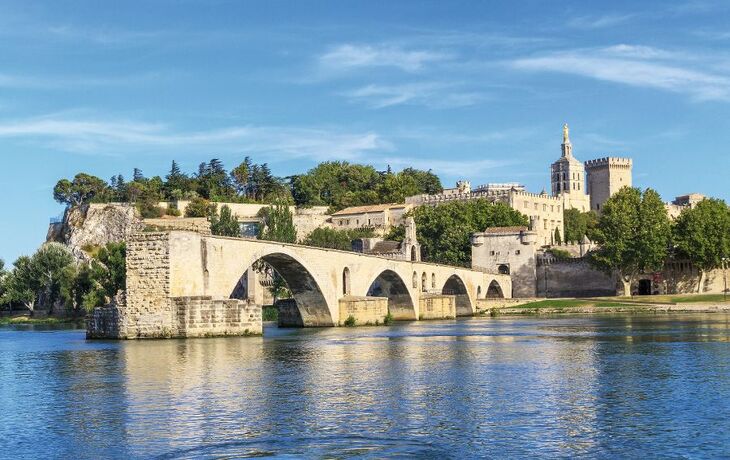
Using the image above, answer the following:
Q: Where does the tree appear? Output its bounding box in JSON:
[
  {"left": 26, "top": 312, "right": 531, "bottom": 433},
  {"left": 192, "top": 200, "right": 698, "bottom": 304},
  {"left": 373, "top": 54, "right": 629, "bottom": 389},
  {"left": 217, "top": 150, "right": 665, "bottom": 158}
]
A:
[
  {"left": 291, "top": 161, "right": 381, "bottom": 210},
  {"left": 196, "top": 158, "right": 235, "bottom": 200},
  {"left": 554, "top": 227, "right": 562, "bottom": 245},
  {"left": 412, "top": 200, "right": 529, "bottom": 267},
  {"left": 3, "top": 244, "right": 75, "bottom": 313},
  {"left": 60, "top": 242, "right": 126, "bottom": 313},
  {"left": 302, "top": 227, "right": 375, "bottom": 251},
  {"left": 185, "top": 197, "right": 216, "bottom": 218},
  {"left": 590, "top": 187, "right": 671, "bottom": 295},
  {"left": 673, "top": 198, "right": 730, "bottom": 292},
  {"left": 53, "top": 173, "right": 111, "bottom": 207},
  {"left": 231, "top": 157, "right": 253, "bottom": 197},
  {"left": 258, "top": 203, "right": 297, "bottom": 243},
  {"left": 210, "top": 205, "right": 241, "bottom": 237},
  {"left": 132, "top": 168, "right": 145, "bottom": 182},
  {"left": 0, "top": 259, "right": 7, "bottom": 310},
  {"left": 563, "top": 208, "right": 599, "bottom": 243}
]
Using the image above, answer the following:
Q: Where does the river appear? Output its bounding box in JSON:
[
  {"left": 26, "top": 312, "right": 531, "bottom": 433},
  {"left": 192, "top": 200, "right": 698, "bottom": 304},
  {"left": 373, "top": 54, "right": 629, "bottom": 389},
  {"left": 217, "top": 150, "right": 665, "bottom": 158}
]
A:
[{"left": 1, "top": 314, "right": 728, "bottom": 459}]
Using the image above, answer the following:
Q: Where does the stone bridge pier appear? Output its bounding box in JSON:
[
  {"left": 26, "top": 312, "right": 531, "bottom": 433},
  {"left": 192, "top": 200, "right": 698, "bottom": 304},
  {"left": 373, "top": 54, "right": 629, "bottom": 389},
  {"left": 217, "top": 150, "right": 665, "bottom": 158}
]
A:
[{"left": 87, "top": 231, "right": 511, "bottom": 339}]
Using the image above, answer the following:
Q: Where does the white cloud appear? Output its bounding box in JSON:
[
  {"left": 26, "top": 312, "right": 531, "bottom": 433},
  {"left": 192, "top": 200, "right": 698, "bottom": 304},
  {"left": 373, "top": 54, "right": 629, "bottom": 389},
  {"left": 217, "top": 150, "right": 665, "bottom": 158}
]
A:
[
  {"left": 344, "top": 82, "right": 485, "bottom": 109},
  {"left": 0, "top": 115, "right": 390, "bottom": 160},
  {"left": 511, "top": 46, "right": 730, "bottom": 101},
  {"left": 319, "top": 44, "right": 449, "bottom": 72},
  {"left": 567, "top": 14, "right": 635, "bottom": 29}
]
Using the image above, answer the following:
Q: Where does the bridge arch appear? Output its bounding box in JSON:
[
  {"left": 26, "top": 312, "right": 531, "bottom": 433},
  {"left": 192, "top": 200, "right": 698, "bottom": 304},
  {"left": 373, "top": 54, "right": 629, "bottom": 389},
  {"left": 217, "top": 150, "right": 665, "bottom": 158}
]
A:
[
  {"left": 367, "top": 269, "right": 416, "bottom": 320},
  {"left": 231, "top": 251, "right": 334, "bottom": 327},
  {"left": 442, "top": 274, "right": 473, "bottom": 316},
  {"left": 486, "top": 279, "right": 504, "bottom": 299}
]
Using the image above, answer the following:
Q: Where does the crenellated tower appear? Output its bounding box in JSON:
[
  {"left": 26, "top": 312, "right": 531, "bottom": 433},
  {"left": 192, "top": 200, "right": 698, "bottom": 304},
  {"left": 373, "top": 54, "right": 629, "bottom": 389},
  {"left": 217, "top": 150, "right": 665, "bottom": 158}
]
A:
[{"left": 584, "top": 157, "right": 633, "bottom": 212}]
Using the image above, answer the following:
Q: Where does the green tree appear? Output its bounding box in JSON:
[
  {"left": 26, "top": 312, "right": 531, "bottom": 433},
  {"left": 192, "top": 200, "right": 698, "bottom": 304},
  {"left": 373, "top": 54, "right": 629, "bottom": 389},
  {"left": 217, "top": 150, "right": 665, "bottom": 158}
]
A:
[
  {"left": 0, "top": 259, "right": 7, "bottom": 310},
  {"left": 210, "top": 205, "right": 241, "bottom": 237},
  {"left": 412, "top": 200, "right": 529, "bottom": 267},
  {"left": 554, "top": 227, "right": 562, "bottom": 245},
  {"left": 185, "top": 197, "right": 216, "bottom": 218},
  {"left": 258, "top": 203, "right": 297, "bottom": 243},
  {"left": 302, "top": 227, "right": 375, "bottom": 251},
  {"left": 673, "top": 198, "right": 730, "bottom": 292},
  {"left": 196, "top": 158, "right": 236, "bottom": 200},
  {"left": 377, "top": 168, "right": 443, "bottom": 202},
  {"left": 590, "top": 187, "right": 671, "bottom": 295},
  {"left": 291, "top": 161, "right": 381, "bottom": 210},
  {"left": 231, "top": 157, "right": 253, "bottom": 198},
  {"left": 563, "top": 208, "right": 599, "bottom": 243},
  {"left": 53, "top": 173, "right": 111, "bottom": 207},
  {"left": 383, "top": 225, "right": 406, "bottom": 242},
  {"left": 3, "top": 243, "right": 75, "bottom": 313}
]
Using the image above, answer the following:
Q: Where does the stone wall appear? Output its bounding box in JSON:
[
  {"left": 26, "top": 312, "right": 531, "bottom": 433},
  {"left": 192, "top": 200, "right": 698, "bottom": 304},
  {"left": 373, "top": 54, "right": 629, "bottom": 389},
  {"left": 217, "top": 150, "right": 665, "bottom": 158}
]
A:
[
  {"left": 338, "top": 296, "right": 388, "bottom": 325},
  {"left": 143, "top": 217, "right": 211, "bottom": 235},
  {"left": 276, "top": 298, "right": 303, "bottom": 327},
  {"left": 419, "top": 294, "right": 456, "bottom": 319},
  {"left": 172, "top": 296, "right": 261, "bottom": 337},
  {"left": 536, "top": 259, "right": 616, "bottom": 297}
]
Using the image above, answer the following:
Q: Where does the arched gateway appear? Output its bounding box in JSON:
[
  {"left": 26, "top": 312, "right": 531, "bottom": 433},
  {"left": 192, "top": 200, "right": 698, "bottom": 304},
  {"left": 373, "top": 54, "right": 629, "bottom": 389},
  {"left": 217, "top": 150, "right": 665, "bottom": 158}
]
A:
[{"left": 87, "top": 231, "right": 512, "bottom": 339}]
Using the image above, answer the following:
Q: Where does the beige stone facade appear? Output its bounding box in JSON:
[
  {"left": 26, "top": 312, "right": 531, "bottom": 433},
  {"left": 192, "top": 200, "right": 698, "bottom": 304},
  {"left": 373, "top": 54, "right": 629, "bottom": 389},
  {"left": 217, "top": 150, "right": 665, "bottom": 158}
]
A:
[
  {"left": 585, "top": 157, "right": 633, "bottom": 212},
  {"left": 471, "top": 226, "right": 539, "bottom": 298},
  {"left": 331, "top": 203, "right": 413, "bottom": 233},
  {"left": 551, "top": 124, "right": 591, "bottom": 212}
]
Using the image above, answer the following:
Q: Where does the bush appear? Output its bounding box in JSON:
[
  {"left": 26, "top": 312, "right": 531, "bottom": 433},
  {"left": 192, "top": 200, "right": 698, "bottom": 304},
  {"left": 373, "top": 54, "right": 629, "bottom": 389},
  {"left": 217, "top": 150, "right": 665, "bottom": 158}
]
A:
[
  {"left": 137, "top": 200, "right": 164, "bottom": 218},
  {"left": 262, "top": 306, "right": 278, "bottom": 322},
  {"left": 165, "top": 206, "right": 181, "bottom": 217},
  {"left": 185, "top": 197, "right": 216, "bottom": 218},
  {"left": 547, "top": 248, "right": 571, "bottom": 259},
  {"left": 344, "top": 315, "right": 356, "bottom": 327},
  {"left": 302, "top": 227, "right": 375, "bottom": 251},
  {"left": 383, "top": 312, "right": 394, "bottom": 325}
]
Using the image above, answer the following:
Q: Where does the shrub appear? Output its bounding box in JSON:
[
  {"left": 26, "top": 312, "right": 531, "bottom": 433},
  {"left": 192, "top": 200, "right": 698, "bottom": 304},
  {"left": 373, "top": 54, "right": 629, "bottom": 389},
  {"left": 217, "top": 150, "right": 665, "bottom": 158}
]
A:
[
  {"left": 185, "top": 197, "right": 215, "bottom": 218},
  {"left": 344, "top": 315, "right": 356, "bottom": 327},
  {"left": 383, "top": 312, "right": 393, "bottom": 325},
  {"left": 137, "top": 200, "right": 164, "bottom": 218},
  {"left": 547, "top": 248, "right": 571, "bottom": 259},
  {"left": 165, "top": 206, "right": 181, "bottom": 217}
]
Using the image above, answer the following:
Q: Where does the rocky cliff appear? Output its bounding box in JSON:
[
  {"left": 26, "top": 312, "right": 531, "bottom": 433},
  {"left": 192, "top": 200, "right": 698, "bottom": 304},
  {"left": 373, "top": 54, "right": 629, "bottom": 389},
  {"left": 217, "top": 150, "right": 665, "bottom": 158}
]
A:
[{"left": 47, "top": 203, "right": 144, "bottom": 260}]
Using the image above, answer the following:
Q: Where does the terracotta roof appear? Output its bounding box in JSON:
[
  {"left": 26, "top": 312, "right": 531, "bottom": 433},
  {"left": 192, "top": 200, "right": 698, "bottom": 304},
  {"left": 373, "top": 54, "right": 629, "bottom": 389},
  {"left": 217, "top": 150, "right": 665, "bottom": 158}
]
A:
[
  {"left": 332, "top": 203, "right": 409, "bottom": 216},
  {"left": 482, "top": 226, "right": 529, "bottom": 234}
]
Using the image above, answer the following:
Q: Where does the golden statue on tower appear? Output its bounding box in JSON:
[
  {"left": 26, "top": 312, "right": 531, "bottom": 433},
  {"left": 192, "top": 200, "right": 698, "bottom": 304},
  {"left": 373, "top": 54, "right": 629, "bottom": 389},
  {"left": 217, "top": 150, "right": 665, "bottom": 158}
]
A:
[{"left": 562, "top": 123, "right": 570, "bottom": 143}]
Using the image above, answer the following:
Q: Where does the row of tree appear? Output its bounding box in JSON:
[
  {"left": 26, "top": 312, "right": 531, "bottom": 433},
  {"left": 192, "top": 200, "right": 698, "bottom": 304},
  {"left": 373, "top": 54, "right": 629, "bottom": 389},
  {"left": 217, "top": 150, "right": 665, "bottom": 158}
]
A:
[
  {"left": 53, "top": 159, "right": 443, "bottom": 214},
  {"left": 0, "top": 243, "right": 126, "bottom": 314},
  {"left": 587, "top": 187, "right": 729, "bottom": 293}
]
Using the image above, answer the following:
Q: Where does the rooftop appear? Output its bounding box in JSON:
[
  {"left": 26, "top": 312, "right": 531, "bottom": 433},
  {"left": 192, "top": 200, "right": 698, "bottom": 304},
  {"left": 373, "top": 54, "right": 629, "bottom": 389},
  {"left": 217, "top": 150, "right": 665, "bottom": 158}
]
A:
[
  {"left": 482, "top": 226, "right": 529, "bottom": 234},
  {"left": 332, "top": 203, "right": 409, "bottom": 216}
]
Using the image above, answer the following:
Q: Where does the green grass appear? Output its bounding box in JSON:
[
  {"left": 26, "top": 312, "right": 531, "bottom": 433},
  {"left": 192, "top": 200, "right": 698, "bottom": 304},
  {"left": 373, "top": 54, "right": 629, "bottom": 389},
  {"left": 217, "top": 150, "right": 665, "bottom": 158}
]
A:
[
  {"left": 0, "top": 316, "right": 84, "bottom": 326},
  {"left": 513, "top": 299, "right": 636, "bottom": 309},
  {"left": 595, "top": 294, "right": 730, "bottom": 305}
]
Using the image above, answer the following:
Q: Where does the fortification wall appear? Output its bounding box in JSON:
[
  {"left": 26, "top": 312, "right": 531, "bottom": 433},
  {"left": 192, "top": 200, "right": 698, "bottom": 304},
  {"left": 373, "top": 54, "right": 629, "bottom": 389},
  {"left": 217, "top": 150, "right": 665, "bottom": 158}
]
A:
[
  {"left": 338, "top": 296, "right": 388, "bottom": 325},
  {"left": 419, "top": 294, "right": 456, "bottom": 319},
  {"left": 143, "top": 217, "right": 212, "bottom": 235},
  {"left": 536, "top": 259, "right": 616, "bottom": 297}
]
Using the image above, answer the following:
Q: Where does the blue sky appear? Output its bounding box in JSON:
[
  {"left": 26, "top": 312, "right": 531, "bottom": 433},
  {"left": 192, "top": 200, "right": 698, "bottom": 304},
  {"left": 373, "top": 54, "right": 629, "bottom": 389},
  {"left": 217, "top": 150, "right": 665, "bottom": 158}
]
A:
[{"left": 2, "top": 0, "right": 730, "bottom": 262}]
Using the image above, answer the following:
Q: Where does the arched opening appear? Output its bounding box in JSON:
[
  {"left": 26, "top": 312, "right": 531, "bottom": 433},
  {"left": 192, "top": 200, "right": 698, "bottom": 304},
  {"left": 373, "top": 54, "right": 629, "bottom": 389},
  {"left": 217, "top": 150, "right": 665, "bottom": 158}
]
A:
[
  {"left": 368, "top": 270, "right": 416, "bottom": 320},
  {"left": 412, "top": 271, "right": 418, "bottom": 288},
  {"left": 477, "top": 286, "right": 482, "bottom": 298},
  {"left": 442, "top": 274, "right": 473, "bottom": 316},
  {"left": 230, "top": 252, "right": 333, "bottom": 327},
  {"left": 342, "top": 267, "right": 351, "bottom": 296},
  {"left": 431, "top": 273, "right": 436, "bottom": 289},
  {"left": 421, "top": 272, "right": 427, "bottom": 292},
  {"left": 410, "top": 246, "right": 417, "bottom": 261},
  {"left": 498, "top": 264, "right": 510, "bottom": 275},
  {"left": 486, "top": 280, "right": 504, "bottom": 299}
]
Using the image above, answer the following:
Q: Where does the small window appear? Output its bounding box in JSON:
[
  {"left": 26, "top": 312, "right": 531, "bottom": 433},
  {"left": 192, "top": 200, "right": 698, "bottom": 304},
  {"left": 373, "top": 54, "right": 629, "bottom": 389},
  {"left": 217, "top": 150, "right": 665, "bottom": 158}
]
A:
[
  {"left": 490, "top": 250, "right": 495, "bottom": 256},
  {"left": 515, "top": 250, "right": 521, "bottom": 255},
  {"left": 534, "top": 203, "right": 538, "bottom": 210}
]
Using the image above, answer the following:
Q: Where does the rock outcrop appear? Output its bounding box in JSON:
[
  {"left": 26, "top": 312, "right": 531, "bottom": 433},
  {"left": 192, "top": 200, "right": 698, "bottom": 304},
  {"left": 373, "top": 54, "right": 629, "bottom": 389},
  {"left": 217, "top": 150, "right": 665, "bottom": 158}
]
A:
[{"left": 47, "top": 203, "right": 144, "bottom": 260}]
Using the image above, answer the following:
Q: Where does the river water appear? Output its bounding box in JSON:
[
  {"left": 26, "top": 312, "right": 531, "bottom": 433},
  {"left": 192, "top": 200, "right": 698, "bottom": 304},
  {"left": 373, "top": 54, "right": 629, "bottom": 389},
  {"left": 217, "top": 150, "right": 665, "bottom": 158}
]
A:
[{"left": 1, "top": 314, "right": 728, "bottom": 459}]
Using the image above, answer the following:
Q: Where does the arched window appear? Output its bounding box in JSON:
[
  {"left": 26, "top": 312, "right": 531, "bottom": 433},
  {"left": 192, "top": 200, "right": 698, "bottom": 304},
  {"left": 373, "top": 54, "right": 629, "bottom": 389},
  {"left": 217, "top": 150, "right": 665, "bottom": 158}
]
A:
[
  {"left": 421, "top": 272, "right": 427, "bottom": 292},
  {"left": 498, "top": 264, "right": 510, "bottom": 275},
  {"left": 342, "top": 267, "right": 351, "bottom": 295},
  {"left": 477, "top": 286, "right": 482, "bottom": 298},
  {"left": 411, "top": 246, "right": 417, "bottom": 261},
  {"left": 431, "top": 273, "right": 436, "bottom": 288},
  {"left": 412, "top": 271, "right": 418, "bottom": 288}
]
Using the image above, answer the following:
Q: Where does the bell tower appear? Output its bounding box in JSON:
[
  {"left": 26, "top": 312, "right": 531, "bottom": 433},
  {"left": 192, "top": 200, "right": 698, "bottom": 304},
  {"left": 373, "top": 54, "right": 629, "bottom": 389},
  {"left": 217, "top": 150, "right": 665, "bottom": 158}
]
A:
[{"left": 551, "top": 123, "right": 590, "bottom": 211}]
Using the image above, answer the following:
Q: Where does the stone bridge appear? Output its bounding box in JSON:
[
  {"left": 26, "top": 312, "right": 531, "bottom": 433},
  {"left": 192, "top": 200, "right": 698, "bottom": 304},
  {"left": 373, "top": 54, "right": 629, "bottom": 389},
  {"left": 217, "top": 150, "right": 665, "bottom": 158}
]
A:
[{"left": 87, "top": 231, "right": 511, "bottom": 339}]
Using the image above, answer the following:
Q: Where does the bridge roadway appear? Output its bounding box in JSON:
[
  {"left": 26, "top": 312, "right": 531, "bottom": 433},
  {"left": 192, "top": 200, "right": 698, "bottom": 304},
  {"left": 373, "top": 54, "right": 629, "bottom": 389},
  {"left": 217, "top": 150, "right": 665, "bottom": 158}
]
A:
[{"left": 164, "top": 231, "right": 511, "bottom": 326}]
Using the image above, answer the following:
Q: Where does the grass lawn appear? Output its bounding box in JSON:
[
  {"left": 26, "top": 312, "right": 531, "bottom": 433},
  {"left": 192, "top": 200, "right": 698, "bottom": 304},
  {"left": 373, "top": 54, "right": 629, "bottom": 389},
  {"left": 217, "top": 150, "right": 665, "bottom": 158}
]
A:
[
  {"left": 512, "top": 299, "right": 635, "bottom": 309},
  {"left": 597, "top": 294, "right": 730, "bottom": 304},
  {"left": 0, "top": 316, "right": 84, "bottom": 326}
]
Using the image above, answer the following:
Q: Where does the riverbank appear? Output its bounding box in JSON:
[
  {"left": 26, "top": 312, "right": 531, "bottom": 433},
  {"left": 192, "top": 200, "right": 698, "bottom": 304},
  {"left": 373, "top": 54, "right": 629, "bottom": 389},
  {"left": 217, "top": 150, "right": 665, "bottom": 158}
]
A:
[
  {"left": 484, "top": 295, "right": 730, "bottom": 316},
  {"left": 0, "top": 315, "right": 85, "bottom": 326}
]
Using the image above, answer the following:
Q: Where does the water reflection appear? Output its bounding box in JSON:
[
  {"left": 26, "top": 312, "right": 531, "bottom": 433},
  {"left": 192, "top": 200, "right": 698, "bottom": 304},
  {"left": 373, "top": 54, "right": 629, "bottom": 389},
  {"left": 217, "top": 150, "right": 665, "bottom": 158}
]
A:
[{"left": 0, "top": 314, "right": 728, "bottom": 458}]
